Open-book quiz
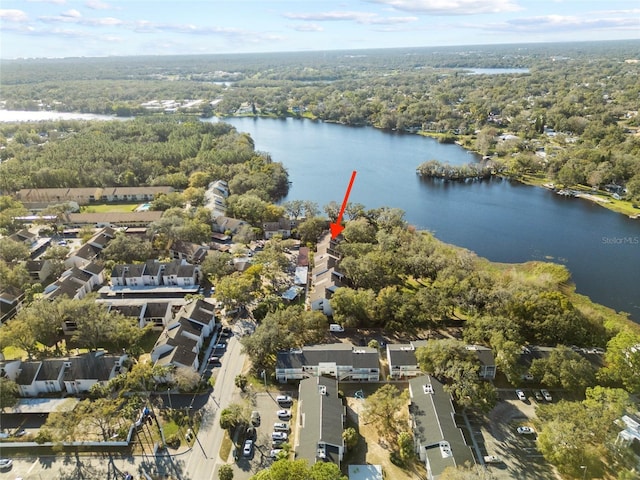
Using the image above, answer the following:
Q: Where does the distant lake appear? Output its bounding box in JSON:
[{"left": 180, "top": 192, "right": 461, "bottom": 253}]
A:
[{"left": 463, "top": 68, "right": 530, "bottom": 74}]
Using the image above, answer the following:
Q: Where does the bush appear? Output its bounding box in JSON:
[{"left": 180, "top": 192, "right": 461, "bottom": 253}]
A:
[{"left": 165, "top": 433, "right": 181, "bottom": 449}]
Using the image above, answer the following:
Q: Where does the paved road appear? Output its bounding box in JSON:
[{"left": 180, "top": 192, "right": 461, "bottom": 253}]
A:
[{"left": 0, "top": 335, "right": 247, "bottom": 480}]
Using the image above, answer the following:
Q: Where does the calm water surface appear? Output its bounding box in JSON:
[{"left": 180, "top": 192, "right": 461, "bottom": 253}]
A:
[{"left": 216, "top": 117, "right": 640, "bottom": 321}]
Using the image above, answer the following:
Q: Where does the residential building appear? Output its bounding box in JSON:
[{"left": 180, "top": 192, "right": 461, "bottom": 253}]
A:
[
  {"left": 297, "top": 376, "right": 345, "bottom": 468},
  {"left": 466, "top": 345, "right": 496, "bottom": 380},
  {"left": 168, "top": 240, "right": 208, "bottom": 264},
  {"left": 409, "top": 375, "right": 475, "bottom": 479},
  {"left": 62, "top": 351, "right": 128, "bottom": 394},
  {"left": 64, "top": 211, "right": 163, "bottom": 228},
  {"left": 276, "top": 343, "right": 379, "bottom": 382}
]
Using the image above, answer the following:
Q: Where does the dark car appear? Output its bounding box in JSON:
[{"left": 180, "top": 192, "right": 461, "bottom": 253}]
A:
[{"left": 245, "top": 426, "right": 256, "bottom": 440}]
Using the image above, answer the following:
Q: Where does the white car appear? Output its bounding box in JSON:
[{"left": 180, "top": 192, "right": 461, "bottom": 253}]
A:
[
  {"left": 270, "top": 449, "right": 283, "bottom": 458},
  {"left": 517, "top": 426, "right": 535, "bottom": 435},
  {"left": 276, "top": 395, "right": 293, "bottom": 406},
  {"left": 277, "top": 409, "right": 291, "bottom": 420},
  {"left": 483, "top": 455, "right": 501, "bottom": 464},
  {"left": 272, "top": 431, "right": 288, "bottom": 441},
  {"left": 516, "top": 389, "right": 527, "bottom": 401},
  {"left": 541, "top": 389, "right": 552, "bottom": 401},
  {"left": 243, "top": 439, "right": 254, "bottom": 457},
  {"left": 273, "top": 422, "right": 290, "bottom": 432},
  {"left": 0, "top": 458, "right": 12, "bottom": 470}
]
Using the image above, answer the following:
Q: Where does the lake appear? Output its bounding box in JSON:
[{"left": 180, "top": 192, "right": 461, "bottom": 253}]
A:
[
  {"left": 1, "top": 110, "right": 638, "bottom": 321},
  {"left": 213, "top": 117, "right": 640, "bottom": 322}
]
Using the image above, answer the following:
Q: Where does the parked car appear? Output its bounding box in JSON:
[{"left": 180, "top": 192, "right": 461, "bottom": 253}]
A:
[
  {"left": 270, "top": 449, "right": 283, "bottom": 458},
  {"left": 522, "top": 373, "right": 534, "bottom": 381},
  {"left": 250, "top": 411, "right": 261, "bottom": 426},
  {"left": 245, "top": 426, "right": 256, "bottom": 440},
  {"left": 534, "top": 390, "right": 543, "bottom": 402},
  {"left": 209, "top": 356, "right": 221, "bottom": 365},
  {"left": 276, "top": 395, "right": 293, "bottom": 406},
  {"left": 277, "top": 409, "right": 291, "bottom": 420},
  {"left": 272, "top": 439, "right": 286, "bottom": 448},
  {"left": 541, "top": 389, "right": 552, "bottom": 401},
  {"left": 484, "top": 455, "right": 501, "bottom": 464},
  {"left": 0, "top": 458, "right": 12, "bottom": 470},
  {"left": 243, "top": 439, "right": 254, "bottom": 457},
  {"left": 517, "top": 426, "right": 535, "bottom": 435},
  {"left": 516, "top": 389, "right": 527, "bottom": 401},
  {"left": 273, "top": 422, "right": 290, "bottom": 432},
  {"left": 272, "top": 431, "right": 288, "bottom": 441},
  {"left": 329, "top": 323, "right": 344, "bottom": 332}
]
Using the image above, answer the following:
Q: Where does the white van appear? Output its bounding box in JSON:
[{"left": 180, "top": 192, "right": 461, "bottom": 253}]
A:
[{"left": 329, "top": 324, "right": 344, "bottom": 332}]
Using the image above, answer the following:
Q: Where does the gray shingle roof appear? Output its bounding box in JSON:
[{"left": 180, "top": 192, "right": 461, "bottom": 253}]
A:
[
  {"left": 297, "top": 376, "right": 344, "bottom": 467},
  {"left": 277, "top": 343, "right": 378, "bottom": 370},
  {"left": 409, "top": 375, "right": 475, "bottom": 476}
]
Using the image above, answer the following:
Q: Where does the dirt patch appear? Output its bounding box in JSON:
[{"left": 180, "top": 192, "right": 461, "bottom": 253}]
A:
[{"left": 341, "top": 384, "right": 426, "bottom": 480}]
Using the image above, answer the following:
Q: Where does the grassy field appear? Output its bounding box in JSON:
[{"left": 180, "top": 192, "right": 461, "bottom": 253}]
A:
[{"left": 80, "top": 202, "right": 141, "bottom": 213}]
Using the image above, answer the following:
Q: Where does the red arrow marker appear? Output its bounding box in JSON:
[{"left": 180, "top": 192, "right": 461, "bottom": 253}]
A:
[{"left": 330, "top": 170, "right": 357, "bottom": 239}]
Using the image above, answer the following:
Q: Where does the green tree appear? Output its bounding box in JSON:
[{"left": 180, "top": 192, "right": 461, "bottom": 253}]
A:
[
  {"left": 234, "top": 374, "right": 248, "bottom": 392},
  {"left": 598, "top": 330, "right": 640, "bottom": 393},
  {"left": 296, "top": 216, "right": 326, "bottom": 244},
  {"left": 101, "top": 233, "right": 153, "bottom": 263},
  {"left": 529, "top": 345, "right": 596, "bottom": 391},
  {"left": 362, "top": 384, "right": 409, "bottom": 442},
  {"left": 218, "top": 464, "right": 234, "bottom": 480},
  {"left": 0, "top": 377, "right": 19, "bottom": 411},
  {"left": 219, "top": 403, "right": 246, "bottom": 432},
  {"left": 200, "top": 250, "right": 234, "bottom": 282},
  {"left": 342, "top": 427, "right": 358, "bottom": 450},
  {"left": 0, "top": 237, "right": 30, "bottom": 263}
]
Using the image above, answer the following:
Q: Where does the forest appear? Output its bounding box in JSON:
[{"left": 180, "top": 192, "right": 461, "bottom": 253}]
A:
[{"left": 1, "top": 40, "right": 639, "bottom": 206}]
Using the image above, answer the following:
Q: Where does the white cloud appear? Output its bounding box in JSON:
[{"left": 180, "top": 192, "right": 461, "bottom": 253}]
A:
[
  {"left": 25, "top": 0, "right": 66, "bottom": 4},
  {"left": 0, "top": 9, "right": 29, "bottom": 22},
  {"left": 290, "top": 23, "right": 324, "bottom": 32},
  {"left": 478, "top": 14, "right": 640, "bottom": 32},
  {"left": 85, "top": 0, "right": 112, "bottom": 10},
  {"left": 284, "top": 10, "right": 417, "bottom": 25},
  {"left": 61, "top": 9, "right": 82, "bottom": 18},
  {"left": 365, "top": 0, "right": 523, "bottom": 15}
]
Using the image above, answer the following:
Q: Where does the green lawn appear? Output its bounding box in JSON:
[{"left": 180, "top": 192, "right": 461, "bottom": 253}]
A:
[{"left": 80, "top": 203, "right": 141, "bottom": 213}]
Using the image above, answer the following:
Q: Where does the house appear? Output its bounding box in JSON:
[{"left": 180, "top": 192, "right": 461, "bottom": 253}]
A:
[
  {"left": 616, "top": 414, "right": 640, "bottom": 468},
  {"left": 0, "top": 290, "right": 23, "bottom": 324},
  {"left": 213, "top": 215, "right": 248, "bottom": 235},
  {"left": 466, "top": 345, "right": 496, "bottom": 380},
  {"left": 409, "top": 375, "right": 475, "bottom": 479},
  {"left": 16, "top": 186, "right": 172, "bottom": 209},
  {"left": 309, "top": 234, "right": 344, "bottom": 316},
  {"left": 147, "top": 298, "right": 217, "bottom": 371},
  {"left": 162, "top": 260, "right": 199, "bottom": 286},
  {"left": 107, "top": 301, "right": 173, "bottom": 330},
  {"left": 176, "top": 299, "right": 217, "bottom": 336},
  {"left": 10, "top": 358, "right": 67, "bottom": 397},
  {"left": 386, "top": 342, "right": 496, "bottom": 380},
  {"left": 297, "top": 376, "right": 345, "bottom": 468},
  {"left": 168, "top": 240, "right": 208, "bottom": 264},
  {"left": 109, "top": 259, "right": 199, "bottom": 290},
  {"left": 24, "top": 259, "right": 54, "bottom": 282},
  {"left": 44, "top": 262, "right": 105, "bottom": 305},
  {"left": 150, "top": 320, "right": 200, "bottom": 371},
  {"left": 62, "top": 351, "right": 128, "bottom": 394},
  {"left": 8, "top": 229, "right": 50, "bottom": 258},
  {"left": 65, "top": 243, "right": 102, "bottom": 268},
  {"left": 276, "top": 343, "right": 380, "bottom": 382},
  {"left": 262, "top": 217, "right": 297, "bottom": 239},
  {"left": 386, "top": 341, "right": 427, "bottom": 379},
  {"left": 64, "top": 211, "right": 163, "bottom": 228}
]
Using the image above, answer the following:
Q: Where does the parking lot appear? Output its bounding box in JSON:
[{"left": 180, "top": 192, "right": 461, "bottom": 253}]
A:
[
  {"left": 227, "top": 390, "right": 297, "bottom": 480},
  {"left": 478, "top": 392, "right": 557, "bottom": 479}
]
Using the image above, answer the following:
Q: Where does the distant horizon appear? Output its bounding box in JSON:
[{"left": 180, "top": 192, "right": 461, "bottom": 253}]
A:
[
  {"left": 2, "top": 38, "right": 639, "bottom": 62},
  {"left": 1, "top": 1, "right": 638, "bottom": 60}
]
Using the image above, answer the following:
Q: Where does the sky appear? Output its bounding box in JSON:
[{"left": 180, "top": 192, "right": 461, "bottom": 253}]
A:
[{"left": 0, "top": 0, "right": 638, "bottom": 59}]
